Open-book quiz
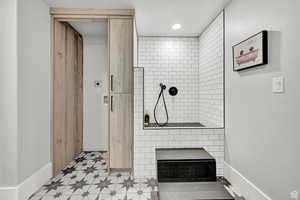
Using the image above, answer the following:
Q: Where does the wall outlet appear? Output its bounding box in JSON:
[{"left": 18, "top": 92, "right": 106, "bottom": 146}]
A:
[{"left": 290, "top": 190, "right": 298, "bottom": 199}]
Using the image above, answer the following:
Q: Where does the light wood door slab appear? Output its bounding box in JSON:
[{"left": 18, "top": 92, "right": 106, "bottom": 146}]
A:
[
  {"left": 109, "top": 19, "right": 133, "bottom": 94},
  {"left": 109, "top": 18, "right": 134, "bottom": 170},
  {"left": 53, "top": 21, "right": 83, "bottom": 175},
  {"left": 53, "top": 21, "right": 67, "bottom": 175},
  {"left": 109, "top": 93, "right": 133, "bottom": 169}
]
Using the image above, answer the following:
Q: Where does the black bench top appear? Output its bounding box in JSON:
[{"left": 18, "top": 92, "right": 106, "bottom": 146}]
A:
[{"left": 156, "top": 148, "right": 215, "bottom": 161}]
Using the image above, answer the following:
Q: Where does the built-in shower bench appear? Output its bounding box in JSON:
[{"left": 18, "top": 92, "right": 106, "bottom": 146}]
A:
[{"left": 156, "top": 148, "right": 235, "bottom": 200}]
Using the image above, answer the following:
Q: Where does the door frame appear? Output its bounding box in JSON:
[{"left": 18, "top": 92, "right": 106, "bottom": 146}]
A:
[{"left": 50, "top": 8, "right": 135, "bottom": 176}]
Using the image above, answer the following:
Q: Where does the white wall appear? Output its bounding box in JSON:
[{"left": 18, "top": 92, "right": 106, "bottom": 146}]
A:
[
  {"left": 198, "top": 12, "right": 224, "bottom": 127},
  {"left": 83, "top": 36, "right": 108, "bottom": 151},
  {"left": 17, "top": 0, "right": 51, "bottom": 184},
  {"left": 225, "top": 0, "right": 300, "bottom": 199},
  {"left": 139, "top": 37, "right": 199, "bottom": 123},
  {"left": 0, "top": 0, "right": 18, "bottom": 187},
  {"left": 0, "top": 0, "right": 51, "bottom": 198}
]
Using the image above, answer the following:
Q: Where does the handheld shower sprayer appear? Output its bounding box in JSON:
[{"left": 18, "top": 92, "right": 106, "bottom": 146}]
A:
[
  {"left": 154, "top": 83, "right": 169, "bottom": 126},
  {"left": 160, "top": 83, "right": 166, "bottom": 90}
]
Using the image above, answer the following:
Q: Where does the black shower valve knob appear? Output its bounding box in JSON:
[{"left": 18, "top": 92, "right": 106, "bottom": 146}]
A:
[{"left": 169, "top": 87, "right": 178, "bottom": 96}]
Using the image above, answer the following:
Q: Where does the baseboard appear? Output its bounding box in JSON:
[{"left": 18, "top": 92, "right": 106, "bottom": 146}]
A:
[
  {"left": 18, "top": 162, "right": 52, "bottom": 200},
  {"left": 0, "top": 162, "right": 52, "bottom": 200},
  {"left": 224, "top": 161, "right": 272, "bottom": 200},
  {"left": 0, "top": 187, "right": 18, "bottom": 200},
  {"left": 82, "top": 148, "right": 108, "bottom": 152}
]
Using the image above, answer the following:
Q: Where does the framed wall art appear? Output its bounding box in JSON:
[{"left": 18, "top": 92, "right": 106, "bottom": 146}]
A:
[{"left": 233, "top": 30, "right": 268, "bottom": 71}]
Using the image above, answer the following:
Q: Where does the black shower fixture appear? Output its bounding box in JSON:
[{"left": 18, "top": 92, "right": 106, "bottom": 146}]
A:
[
  {"left": 154, "top": 83, "right": 169, "bottom": 126},
  {"left": 160, "top": 83, "right": 167, "bottom": 90},
  {"left": 169, "top": 87, "right": 178, "bottom": 96}
]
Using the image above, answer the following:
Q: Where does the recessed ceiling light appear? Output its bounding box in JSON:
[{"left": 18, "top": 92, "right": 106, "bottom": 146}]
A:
[{"left": 172, "top": 24, "right": 181, "bottom": 30}]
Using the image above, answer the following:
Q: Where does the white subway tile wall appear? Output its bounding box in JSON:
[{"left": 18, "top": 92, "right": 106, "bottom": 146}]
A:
[
  {"left": 133, "top": 12, "right": 224, "bottom": 179},
  {"left": 139, "top": 37, "right": 199, "bottom": 123},
  {"left": 134, "top": 68, "right": 224, "bottom": 179},
  {"left": 198, "top": 12, "right": 224, "bottom": 127}
]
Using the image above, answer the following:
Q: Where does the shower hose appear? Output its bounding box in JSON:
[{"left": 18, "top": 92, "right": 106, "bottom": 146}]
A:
[{"left": 154, "top": 83, "right": 169, "bottom": 126}]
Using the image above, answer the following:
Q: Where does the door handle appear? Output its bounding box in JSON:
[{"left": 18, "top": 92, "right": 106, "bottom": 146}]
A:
[
  {"left": 110, "top": 96, "right": 113, "bottom": 112},
  {"left": 104, "top": 96, "right": 109, "bottom": 104},
  {"left": 110, "top": 75, "right": 113, "bottom": 91}
]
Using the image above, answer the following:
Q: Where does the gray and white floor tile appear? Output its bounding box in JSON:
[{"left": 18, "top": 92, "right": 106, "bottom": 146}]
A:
[{"left": 28, "top": 152, "right": 158, "bottom": 200}]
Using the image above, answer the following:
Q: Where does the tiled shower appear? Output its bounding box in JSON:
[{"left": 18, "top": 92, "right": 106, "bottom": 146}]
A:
[
  {"left": 134, "top": 12, "right": 225, "bottom": 179},
  {"left": 138, "top": 12, "right": 224, "bottom": 127},
  {"left": 139, "top": 37, "right": 199, "bottom": 123}
]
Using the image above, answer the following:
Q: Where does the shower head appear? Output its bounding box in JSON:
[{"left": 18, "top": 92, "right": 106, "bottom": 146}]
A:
[{"left": 160, "top": 83, "right": 166, "bottom": 90}]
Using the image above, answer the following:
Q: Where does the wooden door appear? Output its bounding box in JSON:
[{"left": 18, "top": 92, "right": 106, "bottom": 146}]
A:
[
  {"left": 109, "top": 19, "right": 133, "bottom": 94},
  {"left": 53, "top": 21, "right": 83, "bottom": 175},
  {"left": 75, "top": 36, "right": 83, "bottom": 155},
  {"left": 53, "top": 21, "right": 67, "bottom": 175},
  {"left": 65, "top": 25, "right": 76, "bottom": 162},
  {"left": 109, "top": 94, "right": 133, "bottom": 168},
  {"left": 109, "top": 18, "right": 134, "bottom": 170}
]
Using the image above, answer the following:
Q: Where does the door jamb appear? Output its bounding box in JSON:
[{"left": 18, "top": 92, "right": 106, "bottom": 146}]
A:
[{"left": 50, "top": 8, "right": 134, "bottom": 176}]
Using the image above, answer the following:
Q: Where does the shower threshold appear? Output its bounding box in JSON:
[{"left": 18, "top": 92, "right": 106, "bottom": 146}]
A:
[{"left": 144, "top": 122, "right": 204, "bottom": 129}]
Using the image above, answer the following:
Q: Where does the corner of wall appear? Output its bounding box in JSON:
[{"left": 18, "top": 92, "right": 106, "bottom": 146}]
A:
[
  {"left": 224, "top": 162, "right": 272, "bottom": 200},
  {"left": 18, "top": 163, "right": 52, "bottom": 200},
  {"left": 0, "top": 163, "right": 52, "bottom": 200}
]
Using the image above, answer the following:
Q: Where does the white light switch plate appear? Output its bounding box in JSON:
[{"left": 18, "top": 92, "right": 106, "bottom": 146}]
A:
[
  {"left": 290, "top": 190, "right": 298, "bottom": 199},
  {"left": 272, "top": 76, "right": 284, "bottom": 93}
]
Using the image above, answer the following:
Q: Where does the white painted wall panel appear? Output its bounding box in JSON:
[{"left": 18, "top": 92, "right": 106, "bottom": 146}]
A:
[
  {"left": 83, "top": 36, "right": 109, "bottom": 151},
  {"left": 225, "top": 0, "right": 300, "bottom": 199}
]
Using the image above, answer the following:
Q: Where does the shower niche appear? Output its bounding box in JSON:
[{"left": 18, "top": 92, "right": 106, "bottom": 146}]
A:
[{"left": 139, "top": 12, "right": 224, "bottom": 129}]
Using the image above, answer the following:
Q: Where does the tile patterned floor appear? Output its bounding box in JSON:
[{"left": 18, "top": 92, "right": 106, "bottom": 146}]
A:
[{"left": 28, "top": 152, "right": 158, "bottom": 200}]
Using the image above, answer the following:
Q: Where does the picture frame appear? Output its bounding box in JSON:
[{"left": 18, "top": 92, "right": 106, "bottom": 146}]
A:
[{"left": 232, "top": 30, "right": 268, "bottom": 71}]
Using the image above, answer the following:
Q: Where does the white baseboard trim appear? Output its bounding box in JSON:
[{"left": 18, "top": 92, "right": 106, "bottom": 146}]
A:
[
  {"left": 224, "top": 161, "right": 272, "bottom": 200},
  {"left": 0, "top": 187, "right": 18, "bottom": 200},
  {"left": 18, "top": 162, "right": 52, "bottom": 200},
  {"left": 0, "top": 162, "right": 52, "bottom": 200}
]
